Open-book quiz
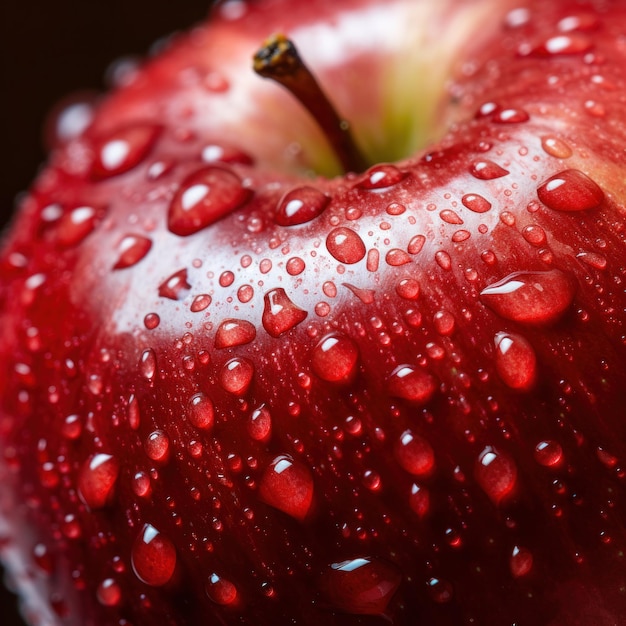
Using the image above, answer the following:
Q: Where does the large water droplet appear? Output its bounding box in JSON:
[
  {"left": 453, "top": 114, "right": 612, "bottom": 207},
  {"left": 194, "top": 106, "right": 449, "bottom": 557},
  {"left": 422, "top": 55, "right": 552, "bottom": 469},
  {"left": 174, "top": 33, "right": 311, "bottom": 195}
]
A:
[
  {"left": 219, "top": 358, "right": 254, "bottom": 395},
  {"left": 113, "top": 234, "right": 152, "bottom": 270},
  {"left": 262, "top": 288, "right": 307, "bottom": 337},
  {"left": 475, "top": 446, "right": 517, "bottom": 504},
  {"left": 275, "top": 186, "right": 330, "bottom": 226},
  {"left": 91, "top": 124, "right": 161, "bottom": 179},
  {"left": 77, "top": 453, "right": 120, "bottom": 509},
  {"left": 326, "top": 227, "right": 366, "bottom": 264},
  {"left": 168, "top": 166, "right": 251, "bottom": 236},
  {"left": 387, "top": 365, "right": 437, "bottom": 405},
  {"left": 494, "top": 331, "right": 537, "bottom": 391},
  {"left": 215, "top": 318, "right": 256, "bottom": 348},
  {"left": 259, "top": 454, "right": 314, "bottom": 520},
  {"left": 394, "top": 430, "right": 435, "bottom": 476},
  {"left": 131, "top": 524, "right": 176, "bottom": 587},
  {"left": 480, "top": 269, "right": 576, "bottom": 325},
  {"left": 310, "top": 333, "right": 359, "bottom": 384},
  {"left": 537, "top": 169, "right": 604, "bottom": 211},
  {"left": 319, "top": 557, "right": 402, "bottom": 615}
]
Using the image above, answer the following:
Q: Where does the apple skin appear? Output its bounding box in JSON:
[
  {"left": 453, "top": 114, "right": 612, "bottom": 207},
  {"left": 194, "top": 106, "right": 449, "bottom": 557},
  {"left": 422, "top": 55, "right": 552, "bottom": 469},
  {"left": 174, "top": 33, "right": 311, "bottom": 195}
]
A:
[{"left": 2, "top": 0, "right": 626, "bottom": 625}]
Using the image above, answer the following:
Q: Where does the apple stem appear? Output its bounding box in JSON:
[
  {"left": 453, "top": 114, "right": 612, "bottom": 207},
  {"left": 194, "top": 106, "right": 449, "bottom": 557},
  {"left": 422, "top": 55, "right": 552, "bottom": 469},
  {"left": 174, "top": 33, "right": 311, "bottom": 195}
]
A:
[{"left": 253, "top": 34, "right": 368, "bottom": 174}]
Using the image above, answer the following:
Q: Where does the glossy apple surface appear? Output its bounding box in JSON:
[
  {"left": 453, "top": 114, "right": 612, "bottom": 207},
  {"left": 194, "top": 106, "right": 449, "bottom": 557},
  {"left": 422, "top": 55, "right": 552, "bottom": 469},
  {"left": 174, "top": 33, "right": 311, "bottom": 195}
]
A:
[{"left": 1, "top": 0, "right": 626, "bottom": 625}]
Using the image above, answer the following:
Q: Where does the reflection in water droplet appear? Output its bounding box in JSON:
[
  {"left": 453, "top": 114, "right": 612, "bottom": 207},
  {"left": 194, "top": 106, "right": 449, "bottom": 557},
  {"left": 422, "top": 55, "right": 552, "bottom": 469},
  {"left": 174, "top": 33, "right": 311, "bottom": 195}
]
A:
[
  {"left": 131, "top": 524, "right": 176, "bottom": 587},
  {"left": 97, "top": 578, "right": 122, "bottom": 607},
  {"left": 259, "top": 455, "right": 314, "bottom": 520}
]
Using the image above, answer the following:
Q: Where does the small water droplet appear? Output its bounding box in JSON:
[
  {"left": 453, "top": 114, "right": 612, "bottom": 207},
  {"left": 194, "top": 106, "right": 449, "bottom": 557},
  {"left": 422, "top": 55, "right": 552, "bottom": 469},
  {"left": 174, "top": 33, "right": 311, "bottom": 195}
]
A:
[
  {"left": 475, "top": 446, "right": 517, "bottom": 504},
  {"left": 201, "top": 144, "right": 254, "bottom": 166},
  {"left": 462, "top": 193, "right": 492, "bottom": 214},
  {"left": 113, "top": 234, "right": 152, "bottom": 269},
  {"left": 469, "top": 160, "right": 509, "bottom": 180},
  {"left": 385, "top": 248, "right": 412, "bottom": 267},
  {"left": 541, "top": 136, "right": 573, "bottom": 159},
  {"left": 77, "top": 453, "right": 119, "bottom": 509},
  {"left": 407, "top": 234, "right": 426, "bottom": 255},
  {"left": 158, "top": 268, "right": 191, "bottom": 300},
  {"left": 248, "top": 404, "right": 272, "bottom": 442},
  {"left": 537, "top": 169, "right": 603, "bottom": 211},
  {"left": 91, "top": 124, "right": 161, "bottom": 179},
  {"left": 168, "top": 166, "right": 251, "bottom": 236},
  {"left": 521, "top": 224, "right": 547, "bottom": 246},
  {"left": 440, "top": 209, "right": 463, "bottom": 225},
  {"left": 215, "top": 318, "right": 256, "bottom": 348},
  {"left": 526, "top": 33, "right": 593, "bottom": 57},
  {"left": 409, "top": 483, "right": 430, "bottom": 517},
  {"left": 259, "top": 454, "right": 314, "bottom": 520},
  {"left": 510, "top": 546, "right": 533, "bottom": 577},
  {"left": 286, "top": 257, "right": 306, "bottom": 275},
  {"left": 320, "top": 557, "right": 402, "bottom": 615},
  {"left": 132, "top": 471, "right": 152, "bottom": 498},
  {"left": 480, "top": 269, "right": 576, "bottom": 325},
  {"left": 219, "top": 358, "right": 254, "bottom": 395},
  {"left": 311, "top": 334, "right": 359, "bottom": 384},
  {"left": 435, "top": 250, "right": 452, "bottom": 271},
  {"left": 53, "top": 206, "right": 99, "bottom": 247},
  {"left": 387, "top": 365, "right": 437, "bottom": 405},
  {"left": 131, "top": 524, "right": 176, "bottom": 587},
  {"left": 206, "top": 573, "right": 239, "bottom": 605},
  {"left": 427, "top": 577, "right": 453, "bottom": 603},
  {"left": 358, "top": 164, "right": 406, "bottom": 190},
  {"left": 188, "top": 393, "right": 215, "bottom": 430},
  {"left": 275, "top": 186, "right": 330, "bottom": 226},
  {"left": 395, "top": 430, "right": 435, "bottom": 476},
  {"left": 97, "top": 578, "right": 122, "bottom": 606},
  {"left": 144, "top": 430, "right": 170, "bottom": 463},
  {"left": 326, "top": 227, "right": 366, "bottom": 264},
  {"left": 396, "top": 278, "right": 420, "bottom": 300},
  {"left": 191, "top": 294, "right": 212, "bottom": 312},
  {"left": 433, "top": 310, "right": 455, "bottom": 336},
  {"left": 262, "top": 288, "right": 307, "bottom": 337},
  {"left": 535, "top": 440, "right": 563, "bottom": 467},
  {"left": 144, "top": 312, "right": 160, "bottom": 330},
  {"left": 494, "top": 331, "right": 537, "bottom": 391},
  {"left": 140, "top": 348, "right": 157, "bottom": 381}
]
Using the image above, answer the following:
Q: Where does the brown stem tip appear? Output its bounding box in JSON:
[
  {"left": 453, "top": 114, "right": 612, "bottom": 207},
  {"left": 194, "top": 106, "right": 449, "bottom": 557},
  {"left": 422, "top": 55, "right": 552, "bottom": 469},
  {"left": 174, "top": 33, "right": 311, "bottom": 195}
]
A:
[{"left": 253, "top": 34, "right": 368, "bottom": 174}]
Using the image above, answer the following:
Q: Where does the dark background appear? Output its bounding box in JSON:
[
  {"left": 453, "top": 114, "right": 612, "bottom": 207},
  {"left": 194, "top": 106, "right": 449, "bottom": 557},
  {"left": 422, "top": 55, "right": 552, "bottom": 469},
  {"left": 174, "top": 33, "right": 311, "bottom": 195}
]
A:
[{"left": 0, "top": 1, "right": 209, "bottom": 623}]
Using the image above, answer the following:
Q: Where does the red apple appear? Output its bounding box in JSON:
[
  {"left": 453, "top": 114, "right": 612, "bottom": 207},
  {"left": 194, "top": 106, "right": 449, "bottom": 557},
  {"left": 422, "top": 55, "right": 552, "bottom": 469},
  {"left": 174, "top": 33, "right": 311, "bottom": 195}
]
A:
[{"left": 1, "top": 0, "right": 626, "bottom": 624}]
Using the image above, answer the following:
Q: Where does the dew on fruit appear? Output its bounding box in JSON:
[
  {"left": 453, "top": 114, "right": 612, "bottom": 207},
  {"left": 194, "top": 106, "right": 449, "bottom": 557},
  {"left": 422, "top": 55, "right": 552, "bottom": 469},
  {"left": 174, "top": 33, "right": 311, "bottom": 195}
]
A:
[
  {"left": 259, "top": 454, "right": 314, "bottom": 521},
  {"left": 144, "top": 430, "right": 170, "bottom": 463},
  {"left": 494, "top": 331, "right": 537, "bottom": 391},
  {"left": 132, "top": 471, "right": 152, "bottom": 498},
  {"left": 131, "top": 524, "right": 176, "bottom": 587},
  {"left": 167, "top": 166, "right": 251, "bottom": 236},
  {"left": 386, "top": 202, "right": 406, "bottom": 215},
  {"left": 53, "top": 206, "right": 98, "bottom": 247},
  {"left": 440, "top": 209, "right": 463, "bottom": 225},
  {"left": 62, "top": 413, "right": 83, "bottom": 440},
  {"left": 91, "top": 124, "right": 161, "bottom": 179},
  {"left": 326, "top": 227, "right": 366, "bottom": 264},
  {"left": 144, "top": 312, "right": 160, "bottom": 330},
  {"left": 219, "top": 271, "right": 235, "bottom": 287},
  {"left": 274, "top": 186, "right": 330, "bottom": 226},
  {"left": 140, "top": 348, "right": 157, "bottom": 381},
  {"left": 248, "top": 404, "right": 272, "bottom": 442},
  {"left": 537, "top": 169, "right": 604, "bottom": 211},
  {"left": 206, "top": 573, "right": 238, "bottom": 605},
  {"left": 396, "top": 278, "right": 420, "bottom": 300},
  {"left": 387, "top": 365, "right": 437, "bottom": 405},
  {"left": 433, "top": 310, "right": 455, "bottom": 336},
  {"left": 535, "top": 440, "right": 564, "bottom": 467},
  {"left": 577, "top": 251, "right": 607, "bottom": 270},
  {"left": 343, "top": 283, "right": 375, "bottom": 304},
  {"left": 48, "top": 100, "right": 94, "bottom": 146},
  {"left": 190, "top": 293, "right": 212, "bottom": 312},
  {"left": 521, "top": 224, "right": 547, "bottom": 246},
  {"left": 407, "top": 234, "right": 426, "bottom": 254},
  {"left": 77, "top": 453, "right": 120, "bottom": 509},
  {"left": 427, "top": 577, "right": 453, "bottom": 603},
  {"left": 113, "top": 234, "right": 152, "bottom": 270},
  {"left": 97, "top": 578, "right": 122, "bottom": 607},
  {"left": 311, "top": 333, "right": 359, "bottom": 383},
  {"left": 262, "top": 288, "right": 307, "bottom": 337},
  {"left": 359, "top": 164, "right": 406, "bottom": 190},
  {"left": 409, "top": 483, "right": 430, "bottom": 517},
  {"left": 286, "top": 256, "right": 306, "bottom": 275},
  {"left": 493, "top": 108, "right": 530, "bottom": 124},
  {"left": 215, "top": 318, "right": 256, "bottom": 348},
  {"left": 385, "top": 248, "right": 412, "bottom": 266},
  {"left": 435, "top": 250, "right": 452, "bottom": 271},
  {"left": 526, "top": 33, "right": 594, "bottom": 57},
  {"left": 510, "top": 546, "right": 533, "bottom": 578},
  {"left": 188, "top": 393, "right": 215, "bottom": 430},
  {"left": 475, "top": 446, "right": 517, "bottom": 504},
  {"left": 319, "top": 557, "right": 402, "bottom": 615},
  {"left": 219, "top": 358, "right": 254, "bottom": 395},
  {"left": 452, "top": 229, "right": 471, "bottom": 242},
  {"left": 128, "top": 394, "right": 141, "bottom": 430},
  {"left": 469, "top": 160, "right": 509, "bottom": 180},
  {"left": 201, "top": 144, "right": 254, "bottom": 166},
  {"left": 395, "top": 430, "right": 435, "bottom": 476},
  {"left": 158, "top": 268, "right": 191, "bottom": 300},
  {"left": 541, "top": 136, "right": 573, "bottom": 158},
  {"left": 366, "top": 248, "right": 380, "bottom": 272},
  {"left": 237, "top": 284, "right": 254, "bottom": 303},
  {"left": 480, "top": 269, "right": 576, "bottom": 325}
]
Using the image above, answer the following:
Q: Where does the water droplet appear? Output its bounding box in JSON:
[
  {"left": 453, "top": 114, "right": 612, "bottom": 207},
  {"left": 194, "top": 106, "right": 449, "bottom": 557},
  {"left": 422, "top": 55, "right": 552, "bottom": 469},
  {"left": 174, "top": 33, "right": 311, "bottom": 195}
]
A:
[
  {"left": 206, "top": 573, "right": 239, "bottom": 605},
  {"left": 248, "top": 404, "right": 272, "bottom": 442},
  {"left": 158, "top": 268, "right": 191, "bottom": 300},
  {"left": 53, "top": 206, "right": 99, "bottom": 247},
  {"left": 395, "top": 430, "right": 435, "bottom": 476},
  {"left": 433, "top": 310, "right": 455, "bottom": 336},
  {"left": 521, "top": 225, "right": 547, "bottom": 246},
  {"left": 132, "top": 471, "right": 152, "bottom": 498},
  {"left": 469, "top": 160, "right": 509, "bottom": 180},
  {"left": 440, "top": 209, "right": 464, "bottom": 225},
  {"left": 535, "top": 440, "right": 564, "bottom": 467},
  {"left": 396, "top": 278, "right": 420, "bottom": 300},
  {"left": 188, "top": 393, "right": 215, "bottom": 430},
  {"left": 190, "top": 294, "right": 212, "bottom": 312},
  {"left": 359, "top": 164, "right": 406, "bottom": 190},
  {"left": 140, "top": 348, "right": 157, "bottom": 381},
  {"left": 215, "top": 318, "right": 256, "bottom": 348},
  {"left": 286, "top": 257, "right": 306, "bottom": 275},
  {"left": 311, "top": 334, "right": 359, "bottom": 384},
  {"left": 262, "top": 288, "right": 307, "bottom": 337},
  {"left": 475, "top": 446, "right": 517, "bottom": 504},
  {"left": 386, "top": 202, "right": 406, "bottom": 215},
  {"left": 275, "top": 186, "right": 330, "bottom": 226},
  {"left": 144, "top": 312, "right": 160, "bottom": 330},
  {"left": 168, "top": 166, "right": 251, "bottom": 236},
  {"left": 526, "top": 33, "right": 593, "bottom": 57},
  {"left": 407, "top": 234, "right": 426, "bottom": 255},
  {"left": 435, "top": 250, "right": 452, "bottom": 271},
  {"left": 409, "top": 483, "right": 430, "bottom": 517},
  {"left": 494, "top": 331, "right": 537, "bottom": 391},
  {"left": 319, "top": 557, "right": 402, "bottom": 615},
  {"left": 385, "top": 249, "right": 412, "bottom": 267},
  {"left": 97, "top": 578, "right": 122, "bottom": 606},
  {"left": 387, "top": 365, "right": 437, "bottom": 405},
  {"left": 427, "top": 577, "right": 453, "bottom": 603},
  {"left": 259, "top": 455, "right": 314, "bottom": 520},
  {"left": 343, "top": 283, "right": 376, "bottom": 304},
  {"left": 77, "top": 453, "right": 119, "bottom": 509},
  {"left": 144, "top": 430, "right": 170, "bottom": 463},
  {"left": 113, "top": 234, "right": 152, "bottom": 269},
  {"left": 541, "top": 136, "right": 573, "bottom": 159},
  {"left": 326, "top": 227, "right": 366, "bottom": 264},
  {"left": 131, "top": 524, "right": 176, "bottom": 587},
  {"left": 462, "top": 193, "right": 492, "bottom": 213},
  {"left": 91, "top": 124, "right": 161, "bottom": 179},
  {"left": 201, "top": 144, "right": 254, "bottom": 166},
  {"left": 537, "top": 169, "right": 603, "bottom": 211},
  {"left": 510, "top": 546, "right": 533, "bottom": 578},
  {"left": 480, "top": 269, "right": 576, "bottom": 325},
  {"left": 219, "top": 358, "right": 254, "bottom": 395},
  {"left": 577, "top": 251, "right": 607, "bottom": 270},
  {"left": 493, "top": 108, "right": 530, "bottom": 124}
]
